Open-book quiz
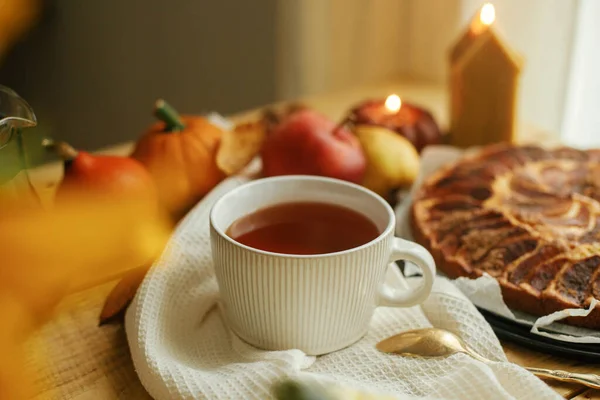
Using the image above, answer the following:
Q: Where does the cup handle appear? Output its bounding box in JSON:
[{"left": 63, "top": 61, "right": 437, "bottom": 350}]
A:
[{"left": 378, "top": 237, "right": 436, "bottom": 308}]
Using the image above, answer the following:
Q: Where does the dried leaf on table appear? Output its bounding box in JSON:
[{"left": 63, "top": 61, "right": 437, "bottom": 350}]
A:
[
  {"left": 216, "top": 120, "right": 267, "bottom": 175},
  {"left": 99, "top": 265, "right": 149, "bottom": 326}
]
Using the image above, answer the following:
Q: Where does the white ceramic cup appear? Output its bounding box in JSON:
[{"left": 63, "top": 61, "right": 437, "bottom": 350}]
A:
[{"left": 209, "top": 175, "right": 435, "bottom": 355}]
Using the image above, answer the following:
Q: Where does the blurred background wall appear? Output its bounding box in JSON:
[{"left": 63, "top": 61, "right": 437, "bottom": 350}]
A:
[
  {"left": 0, "top": 0, "right": 596, "bottom": 154},
  {"left": 275, "top": 0, "right": 411, "bottom": 100},
  {"left": 0, "top": 0, "right": 278, "bottom": 151}
]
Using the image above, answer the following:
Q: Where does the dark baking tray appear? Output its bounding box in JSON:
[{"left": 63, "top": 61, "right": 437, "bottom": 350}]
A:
[{"left": 478, "top": 307, "right": 600, "bottom": 363}]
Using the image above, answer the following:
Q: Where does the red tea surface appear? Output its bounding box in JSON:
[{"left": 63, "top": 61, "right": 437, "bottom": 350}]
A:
[{"left": 226, "top": 201, "right": 380, "bottom": 255}]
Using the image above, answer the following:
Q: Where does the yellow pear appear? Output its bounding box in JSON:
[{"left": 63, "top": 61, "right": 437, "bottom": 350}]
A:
[{"left": 354, "top": 125, "right": 420, "bottom": 196}]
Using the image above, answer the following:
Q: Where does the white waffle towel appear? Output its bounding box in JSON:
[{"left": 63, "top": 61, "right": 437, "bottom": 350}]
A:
[{"left": 125, "top": 176, "right": 561, "bottom": 400}]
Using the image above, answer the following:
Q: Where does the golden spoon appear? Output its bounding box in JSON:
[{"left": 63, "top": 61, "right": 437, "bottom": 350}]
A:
[{"left": 377, "top": 328, "right": 600, "bottom": 389}]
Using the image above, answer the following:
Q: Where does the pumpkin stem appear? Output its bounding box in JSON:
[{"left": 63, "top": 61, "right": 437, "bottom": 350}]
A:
[
  {"left": 42, "top": 138, "right": 79, "bottom": 161},
  {"left": 154, "top": 99, "right": 185, "bottom": 132}
]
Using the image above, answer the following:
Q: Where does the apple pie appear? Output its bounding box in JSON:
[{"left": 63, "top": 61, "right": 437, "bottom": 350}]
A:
[{"left": 411, "top": 144, "right": 600, "bottom": 328}]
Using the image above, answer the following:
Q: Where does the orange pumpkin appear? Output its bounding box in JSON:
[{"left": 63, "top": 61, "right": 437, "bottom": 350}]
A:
[
  {"left": 100, "top": 102, "right": 268, "bottom": 324},
  {"left": 131, "top": 100, "right": 225, "bottom": 220}
]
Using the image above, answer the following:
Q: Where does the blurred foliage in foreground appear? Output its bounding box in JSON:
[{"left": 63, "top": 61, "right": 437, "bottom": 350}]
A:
[
  {"left": 272, "top": 379, "right": 398, "bottom": 400},
  {"left": 0, "top": 190, "right": 171, "bottom": 399}
]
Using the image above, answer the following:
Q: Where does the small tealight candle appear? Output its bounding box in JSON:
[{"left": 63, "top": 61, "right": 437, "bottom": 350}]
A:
[{"left": 348, "top": 94, "right": 442, "bottom": 153}]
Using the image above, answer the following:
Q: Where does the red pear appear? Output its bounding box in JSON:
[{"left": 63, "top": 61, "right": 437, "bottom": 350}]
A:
[{"left": 261, "top": 109, "right": 366, "bottom": 183}]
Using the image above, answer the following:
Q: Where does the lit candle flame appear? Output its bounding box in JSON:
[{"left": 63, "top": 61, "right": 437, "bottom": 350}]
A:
[
  {"left": 480, "top": 3, "right": 495, "bottom": 26},
  {"left": 385, "top": 94, "right": 401, "bottom": 113}
]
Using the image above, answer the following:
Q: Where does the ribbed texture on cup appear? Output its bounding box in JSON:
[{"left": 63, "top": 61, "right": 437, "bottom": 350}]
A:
[{"left": 210, "top": 226, "right": 391, "bottom": 355}]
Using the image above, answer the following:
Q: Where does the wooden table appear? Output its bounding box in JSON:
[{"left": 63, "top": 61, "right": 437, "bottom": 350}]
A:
[{"left": 24, "top": 79, "right": 600, "bottom": 399}]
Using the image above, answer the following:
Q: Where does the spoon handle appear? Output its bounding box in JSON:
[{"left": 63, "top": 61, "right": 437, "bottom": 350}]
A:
[{"left": 526, "top": 367, "right": 600, "bottom": 389}]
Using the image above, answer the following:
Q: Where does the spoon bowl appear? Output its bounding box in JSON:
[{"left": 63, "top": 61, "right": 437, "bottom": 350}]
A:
[
  {"left": 376, "top": 328, "right": 466, "bottom": 357},
  {"left": 376, "top": 327, "right": 489, "bottom": 362}
]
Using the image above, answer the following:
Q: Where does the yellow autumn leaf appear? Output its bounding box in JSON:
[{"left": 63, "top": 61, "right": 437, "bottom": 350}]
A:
[{"left": 0, "top": 190, "right": 172, "bottom": 399}]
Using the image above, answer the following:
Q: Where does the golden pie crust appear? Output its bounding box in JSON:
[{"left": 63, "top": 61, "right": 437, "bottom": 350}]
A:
[{"left": 411, "top": 144, "right": 600, "bottom": 328}]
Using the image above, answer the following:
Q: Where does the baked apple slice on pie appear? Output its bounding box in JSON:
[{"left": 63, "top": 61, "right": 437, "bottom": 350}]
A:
[{"left": 411, "top": 143, "right": 600, "bottom": 328}]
